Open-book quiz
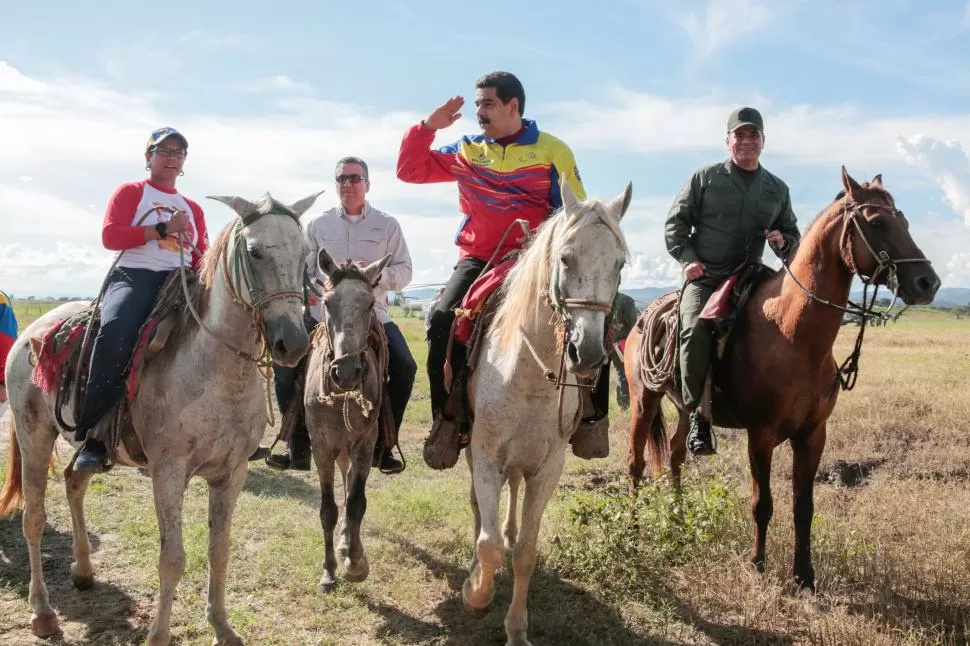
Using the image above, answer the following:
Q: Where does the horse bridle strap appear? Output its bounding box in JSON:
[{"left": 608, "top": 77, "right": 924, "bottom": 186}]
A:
[{"left": 560, "top": 298, "right": 613, "bottom": 314}]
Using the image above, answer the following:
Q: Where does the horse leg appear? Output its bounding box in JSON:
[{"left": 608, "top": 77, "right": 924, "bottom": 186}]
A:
[
  {"left": 626, "top": 379, "right": 651, "bottom": 494},
  {"left": 204, "top": 464, "right": 249, "bottom": 646},
  {"left": 340, "top": 437, "right": 374, "bottom": 583},
  {"left": 504, "top": 452, "right": 566, "bottom": 646},
  {"left": 146, "top": 463, "right": 189, "bottom": 646},
  {"left": 462, "top": 450, "right": 505, "bottom": 617},
  {"left": 64, "top": 463, "right": 96, "bottom": 590},
  {"left": 466, "top": 447, "right": 481, "bottom": 573},
  {"left": 313, "top": 442, "right": 339, "bottom": 593},
  {"left": 503, "top": 469, "right": 522, "bottom": 550},
  {"left": 334, "top": 450, "right": 352, "bottom": 568},
  {"left": 791, "top": 423, "right": 826, "bottom": 592},
  {"left": 747, "top": 438, "right": 775, "bottom": 575},
  {"left": 18, "top": 421, "right": 61, "bottom": 637},
  {"left": 669, "top": 404, "right": 689, "bottom": 491}
]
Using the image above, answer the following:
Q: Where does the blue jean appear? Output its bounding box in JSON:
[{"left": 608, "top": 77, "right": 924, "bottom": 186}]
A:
[{"left": 75, "top": 267, "right": 171, "bottom": 441}]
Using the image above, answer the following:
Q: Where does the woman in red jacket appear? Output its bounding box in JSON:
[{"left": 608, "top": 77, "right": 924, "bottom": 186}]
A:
[{"left": 74, "top": 127, "right": 209, "bottom": 472}]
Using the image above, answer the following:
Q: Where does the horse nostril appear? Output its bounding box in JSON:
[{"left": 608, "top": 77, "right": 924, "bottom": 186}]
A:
[
  {"left": 916, "top": 274, "right": 937, "bottom": 293},
  {"left": 273, "top": 338, "right": 287, "bottom": 357},
  {"left": 567, "top": 342, "right": 580, "bottom": 364}
]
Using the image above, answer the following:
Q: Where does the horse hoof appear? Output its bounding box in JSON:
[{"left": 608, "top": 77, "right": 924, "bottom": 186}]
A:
[
  {"left": 461, "top": 579, "right": 492, "bottom": 618},
  {"left": 212, "top": 632, "right": 244, "bottom": 646},
  {"left": 72, "top": 572, "right": 95, "bottom": 590},
  {"left": 344, "top": 556, "right": 369, "bottom": 583},
  {"left": 31, "top": 612, "right": 61, "bottom": 637},
  {"left": 317, "top": 579, "right": 337, "bottom": 594}
]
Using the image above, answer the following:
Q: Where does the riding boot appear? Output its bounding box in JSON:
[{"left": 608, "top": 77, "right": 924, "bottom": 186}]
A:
[
  {"left": 266, "top": 421, "right": 312, "bottom": 471},
  {"left": 423, "top": 370, "right": 469, "bottom": 470},
  {"left": 687, "top": 409, "right": 716, "bottom": 456},
  {"left": 570, "top": 367, "right": 611, "bottom": 459},
  {"left": 74, "top": 439, "right": 109, "bottom": 474}
]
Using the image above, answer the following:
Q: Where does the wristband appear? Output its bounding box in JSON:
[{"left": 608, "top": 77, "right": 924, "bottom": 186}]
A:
[{"left": 155, "top": 222, "right": 168, "bottom": 239}]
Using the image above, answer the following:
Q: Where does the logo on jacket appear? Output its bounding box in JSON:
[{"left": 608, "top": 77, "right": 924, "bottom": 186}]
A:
[
  {"left": 518, "top": 152, "right": 538, "bottom": 163},
  {"left": 470, "top": 152, "right": 492, "bottom": 166}
]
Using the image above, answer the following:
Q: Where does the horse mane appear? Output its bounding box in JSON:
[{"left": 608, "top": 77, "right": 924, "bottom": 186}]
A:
[
  {"left": 491, "top": 199, "right": 628, "bottom": 352},
  {"left": 801, "top": 182, "right": 893, "bottom": 240},
  {"left": 326, "top": 261, "right": 369, "bottom": 287}
]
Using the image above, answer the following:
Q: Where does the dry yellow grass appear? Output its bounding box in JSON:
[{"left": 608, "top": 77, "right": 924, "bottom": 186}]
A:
[{"left": 1, "top": 310, "right": 968, "bottom": 645}]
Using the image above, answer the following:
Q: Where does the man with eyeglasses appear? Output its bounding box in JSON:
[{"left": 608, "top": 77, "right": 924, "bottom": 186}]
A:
[
  {"left": 397, "top": 71, "right": 611, "bottom": 468},
  {"left": 266, "top": 156, "right": 415, "bottom": 474},
  {"left": 664, "top": 107, "right": 800, "bottom": 456}
]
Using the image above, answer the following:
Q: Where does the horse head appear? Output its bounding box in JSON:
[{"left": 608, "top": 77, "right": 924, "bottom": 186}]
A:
[
  {"left": 837, "top": 167, "right": 941, "bottom": 305},
  {"left": 207, "top": 191, "right": 322, "bottom": 366},
  {"left": 316, "top": 249, "right": 390, "bottom": 391},
  {"left": 554, "top": 181, "right": 632, "bottom": 378}
]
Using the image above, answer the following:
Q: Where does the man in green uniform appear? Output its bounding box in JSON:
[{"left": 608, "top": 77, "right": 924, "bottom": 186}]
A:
[
  {"left": 609, "top": 292, "right": 640, "bottom": 409},
  {"left": 664, "top": 107, "right": 800, "bottom": 456}
]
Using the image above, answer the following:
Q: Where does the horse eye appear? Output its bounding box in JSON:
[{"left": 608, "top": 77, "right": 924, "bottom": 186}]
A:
[
  {"left": 248, "top": 246, "right": 263, "bottom": 260},
  {"left": 560, "top": 253, "right": 570, "bottom": 267},
  {"left": 869, "top": 218, "right": 884, "bottom": 229}
]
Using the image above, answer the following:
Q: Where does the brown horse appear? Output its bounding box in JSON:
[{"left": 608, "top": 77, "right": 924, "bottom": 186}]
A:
[{"left": 623, "top": 167, "right": 940, "bottom": 591}]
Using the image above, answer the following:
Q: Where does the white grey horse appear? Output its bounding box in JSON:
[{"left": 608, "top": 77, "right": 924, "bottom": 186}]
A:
[
  {"left": 0, "top": 192, "right": 320, "bottom": 645},
  {"left": 302, "top": 250, "right": 390, "bottom": 594},
  {"left": 462, "top": 182, "right": 631, "bottom": 646}
]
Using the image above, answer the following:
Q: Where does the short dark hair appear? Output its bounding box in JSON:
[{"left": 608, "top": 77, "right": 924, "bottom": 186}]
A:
[
  {"left": 475, "top": 71, "right": 525, "bottom": 116},
  {"left": 335, "top": 156, "right": 369, "bottom": 178}
]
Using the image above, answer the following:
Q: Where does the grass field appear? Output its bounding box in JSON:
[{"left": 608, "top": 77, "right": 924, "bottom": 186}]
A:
[{"left": 2, "top": 300, "right": 969, "bottom": 645}]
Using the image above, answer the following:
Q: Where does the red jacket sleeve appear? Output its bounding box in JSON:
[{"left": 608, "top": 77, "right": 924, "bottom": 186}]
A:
[
  {"left": 185, "top": 199, "right": 208, "bottom": 270},
  {"left": 101, "top": 182, "right": 147, "bottom": 250},
  {"left": 396, "top": 123, "right": 461, "bottom": 184}
]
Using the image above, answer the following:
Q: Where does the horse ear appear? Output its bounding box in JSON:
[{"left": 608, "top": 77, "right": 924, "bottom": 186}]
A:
[
  {"left": 289, "top": 191, "right": 325, "bottom": 218},
  {"left": 560, "top": 179, "right": 582, "bottom": 214},
  {"left": 607, "top": 182, "right": 633, "bottom": 221},
  {"left": 317, "top": 248, "right": 338, "bottom": 277},
  {"left": 207, "top": 195, "right": 257, "bottom": 219},
  {"left": 870, "top": 174, "right": 884, "bottom": 188},
  {"left": 840, "top": 166, "right": 864, "bottom": 201},
  {"left": 362, "top": 253, "right": 392, "bottom": 287}
]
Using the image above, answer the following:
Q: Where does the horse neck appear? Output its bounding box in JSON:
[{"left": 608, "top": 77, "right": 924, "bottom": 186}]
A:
[
  {"left": 774, "top": 209, "right": 853, "bottom": 348},
  {"left": 201, "top": 258, "right": 262, "bottom": 359},
  {"left": 517, "top": 297, "right": 562, "bottom": 367}
]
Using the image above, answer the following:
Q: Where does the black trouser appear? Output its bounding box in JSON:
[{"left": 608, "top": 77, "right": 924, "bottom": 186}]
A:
[
  {"left": 75, "top": 267, "right": 170, "bottom": 442},
  {"left": 426, "top": 257, "right": 489, "bottom": 416},
  {"left": 383, "top": 321, "right": 417, "bottom": 434},
  {"left": 273, "top": 310, "right": 318, "bottom": 457}
]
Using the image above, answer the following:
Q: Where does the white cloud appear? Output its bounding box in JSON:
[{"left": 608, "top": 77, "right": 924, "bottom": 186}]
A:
[
  {"left": 240, "top": 75, "right": 313, "bottom": 94},
  {"left": 896, "top": 135, "right": 970, "bottom": 226},
  {"left": 677, "top": 0, "right": 772, "bottom": 57},
  {"left": 4, "top": 60, "right": 970, "bottom": 296},
  {"left": 546, "top": 90, "right": 970, "bottom": 169}
]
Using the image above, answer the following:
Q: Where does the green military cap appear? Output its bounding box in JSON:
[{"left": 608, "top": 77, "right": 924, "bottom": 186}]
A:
[{"left": 727, "top": 107, "right": 764, "bottom": 133}]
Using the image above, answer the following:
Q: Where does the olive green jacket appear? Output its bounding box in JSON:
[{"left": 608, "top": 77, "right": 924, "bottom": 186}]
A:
[{"left": 664, "top": 160, "right": 800, "bottom": 278}]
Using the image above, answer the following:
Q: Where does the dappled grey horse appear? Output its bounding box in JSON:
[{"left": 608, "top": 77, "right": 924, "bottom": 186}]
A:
[{"left": 1, "top": 191, "right": 321, "bottom": 645}]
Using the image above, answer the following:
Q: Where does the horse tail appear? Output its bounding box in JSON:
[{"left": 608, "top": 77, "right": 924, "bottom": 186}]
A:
[
  {"left": 0, "top": 413, "right": 24, "bottom": 517},
  {"left": 644, "top": 394, "right": 669, "bottom": 478}
]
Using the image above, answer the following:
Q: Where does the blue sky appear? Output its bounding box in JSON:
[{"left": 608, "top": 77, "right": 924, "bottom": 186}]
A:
[{"left": 3, "top": 0, "right": 970, "bottom": 297}]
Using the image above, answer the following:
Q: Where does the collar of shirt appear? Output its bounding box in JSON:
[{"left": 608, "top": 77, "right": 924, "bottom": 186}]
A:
[{"left": 337, "top": 201, "right": 370, "bottom": 221}]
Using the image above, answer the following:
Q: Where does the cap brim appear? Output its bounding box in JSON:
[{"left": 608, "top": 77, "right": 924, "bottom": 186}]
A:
[
  {"left": 729, "top": 122, "right": 762, "bottom": 132},
  {"left": 150, "top": 133, "right": 189, "bottom": 149}
]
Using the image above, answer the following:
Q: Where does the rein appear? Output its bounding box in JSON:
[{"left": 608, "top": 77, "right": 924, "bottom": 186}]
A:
[
  {"left": 782, "top": 200, "right": 932, "bottom": 391},
  {"left": 176, "top": 207, "right": 305, "bottom": 426},
  {"left": 516, "top": 210, "right": 619, "bottom": 437}
]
